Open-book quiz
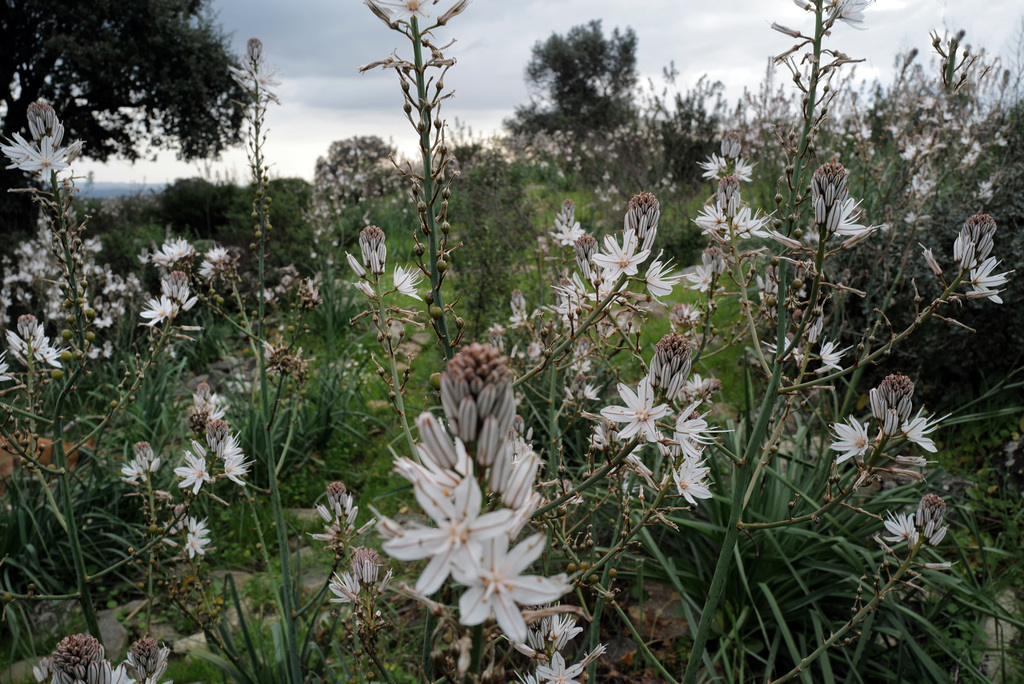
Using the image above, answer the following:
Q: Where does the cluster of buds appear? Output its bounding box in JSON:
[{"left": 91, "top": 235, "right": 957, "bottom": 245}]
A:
[
  {"left": 649, "top": 333, "right": 693, "bottom": 402},
  {"left": 439, "top": 342, "right": 516, "bottom": 466},
  {"left": 121, "top": 441, "right": 162, "bottom": 486},
  {"left": 881, "top": 493, "right": 949, "bottom": 551},
  {"left": 313, "top": 481, "right": 375, "bottom": 552},
  {"left": 186, "top": 381, "right": 226, "bottom": 435},
  {"left": 811, "top": 161, "right": 850, "bottom": 236},
  {"left": 36, "top": 634, "right": 170, "bottom": 684},
  {"left": 329, "top": 546, "right": 393, "bottom": 604},
  {"left": 624, "top": 191, "right": 660, "bottom": 253},
  {"left": 551, "top": 199, "right": 584, "bottom": 247}
]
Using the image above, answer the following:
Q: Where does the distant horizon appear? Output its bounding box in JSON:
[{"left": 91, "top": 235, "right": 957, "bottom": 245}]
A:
[{"left": 70, "top": 1, "right": 1024, "bottom": 185}]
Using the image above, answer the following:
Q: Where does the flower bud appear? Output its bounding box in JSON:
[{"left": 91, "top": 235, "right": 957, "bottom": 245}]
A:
[
  {"left": 358, "top": 225, "right": 387, "bottom": 275},
  {"left": 916, "top": 493, "right": 947, "bottom": 546},
  {"left": 811, "top": 161, "right": 849, "bottom": 235},
  {"left": 869, "top": 373, "right": 915, "bottom": 435},
  {"left": 625, "top": 191, "right": 660, "bottom": 253},
  {"left": 650, "top": 333, "right": 692, "bottom": 402},
  {"left": 440, "top": 343, "right": 515, "bottom": 466},
  {"left": 721, "top": 131, "right": 742, "bottom": 159},
  {"left": 574, "top": 234, "right": 598, "bottom": 282},
  {"left": 246, "top": 37, "right": 264, "bottom": 63},
  {"left": 717, "top": 176, "right": 741, "bottom": 219}
]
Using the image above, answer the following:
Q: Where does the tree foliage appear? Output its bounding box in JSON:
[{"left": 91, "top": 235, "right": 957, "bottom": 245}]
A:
[
  {"left": 0, "top": 0, "right": 244, "bottom": 231},
  {"left": 508, "top": 20, "right": 638, "bottom": 138},
  {"left": 313, "top": 135, "right": 398, "bottom": 205}
]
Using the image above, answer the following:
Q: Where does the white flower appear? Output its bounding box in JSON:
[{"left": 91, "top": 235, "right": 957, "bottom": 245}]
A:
[
  {"left": 816, "top": 340, "right": 850, "bottom": 373},
  {"left": 140, "top": 295, "right": 179, "bottom": 326},
  {"left": 684, "top": 263, "right": 714, "bottom": 293},
  {"left": 185, "top": 517, "right": 211, "bottom": 558},
  {"left": 966, "top": 257, "right": 1012, "bottom": 304},
  {"left": 454, "top": 534, "right": 571, "bottom": 645},
  {"left": 329, "top": 571, "right": 361, "bottom": 603},
  {"left": 174, "top": 448, "right": 212, "bottom": 495},
  {"left": 900, "top": 410, "right": 940, "bottom": 453},
  {"left": 592, "top": 229, "right": 650, "bottom": 281},
  {"left": 375, "top": 0, "right": 432, "bottom": 22},
  {"left": 393, "top": 265, "right": 423, "bottom": 299},
  {"left": 599, "top": 376, "right": 669, "bottom": 443},
  {"left": 644, "top": 253, "right": 682, "bottom": 300},
  {"left": 535, "top": 652, "right": 585, "bottom": 684},
  {"left": 732, "top": 206, "right": 769, "bottom": 238},
  {"left": 672, "top": 457, "right": 713, "bottom": 506},
  {"left": 694, "top": 204, "right": 728, "bottom": 237},
  {"left": 382, "top": 475, "right": 514, "bottom": 595},
  {"left": 829, "top": 417, "right": 871, "bottom": 464},
  {"left": 150, "top": 237, "right": 196, "bottom": 269},
  {"left": 221, "top": 453, "right": 251, "bottom": 486},
  {"left": 830, "top": 0, "right": 873, "bottom": 27},
  {"left": 0, "top": 352, "right": 11, "bottom": 383},
  {"left": 882, "top": 511, "right": 919, "bottom": 547},
  {"left": 733, "top": 158, "right": 755, "bottom": 183},
  {"left": 698, "top": 154, "right": 727, "bottom": 180},
  {"left": 672, "top": 403, "right": 721, "bottom": 460},
  {"left": 199, "top": 246, "right": 232, "bottom": 281}
]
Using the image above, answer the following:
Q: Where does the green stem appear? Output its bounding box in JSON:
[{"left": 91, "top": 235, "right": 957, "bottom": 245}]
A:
[
  {"left": 531, "top": 436, "right": 638, "bottom": 518},
  {"left": 411, "top": 17, "right": 454, "bottom": 361},
  {"left": 682, "top": 3, "right": 828, "bottom": 678},
  {"left": 514, "top": 273, "right": 628, "bottom": 389}
]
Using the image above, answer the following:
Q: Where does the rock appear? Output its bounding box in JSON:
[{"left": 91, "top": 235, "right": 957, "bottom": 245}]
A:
[
  {"left": 98, "top": 608, "right": 129, "bottom": 660},
  {"left": 8, "top": 657, "right": 37, "bottom": 683},
  {"left": 173, "top": 631, "right": 207, "bottom": 655},
  {"left": 286, "top": 508, "right": 321, "bottom": 527},
  {"left": 980, "top": 590, "right": 1020, "bottom": 683}
]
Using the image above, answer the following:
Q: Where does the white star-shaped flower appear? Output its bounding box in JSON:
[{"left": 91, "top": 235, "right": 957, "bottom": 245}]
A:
[
  {"left": 454, "top": 533, "right": 571, "bottom": 645},
  {"left": 592, "top": 229, "right": 650, "bottom": 281},
  {"left": 382, "top": 475, "right": 514, "bottom": 596},
  {"left": 393, "top": 264, "right": 423, "bottom": 299},
  {"left": 174, "top": 449, "right": 212, "bottom": 495},
  {"left": 599, "top": 376, "right": 669, "bottom": 443},
  {"left": 673, "top": 457, "right": 713, "bottom": 506},
  {"left": 816, "top": 340, "right": 850, "bottom": 373},
  {"left": 829, "top": 417, "right": 871, "bottom": 464},
  {"left": 900, "top": 410, "right": 940, "bottom": 453}
]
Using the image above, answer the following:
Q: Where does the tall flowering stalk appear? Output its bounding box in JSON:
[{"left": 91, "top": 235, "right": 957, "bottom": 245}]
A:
[{"left": 361, "top": 1, "right": 471, "bottom": 362}]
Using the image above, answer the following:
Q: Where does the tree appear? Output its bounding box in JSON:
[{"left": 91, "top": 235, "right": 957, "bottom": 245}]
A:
[
  {"left": 0, "top": 0, "right": 244, "bottom": 232},
  {"left": 314, "top": 136, "right": 399, "bottom": 205},
  {"left": 507, "top": 20, "right": 638, "bottom": 138}
]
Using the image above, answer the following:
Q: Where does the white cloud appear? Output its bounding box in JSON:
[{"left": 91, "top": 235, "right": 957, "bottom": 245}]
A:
[{"left": 76, "top": 0, "right": 1024, "bottom": 183}]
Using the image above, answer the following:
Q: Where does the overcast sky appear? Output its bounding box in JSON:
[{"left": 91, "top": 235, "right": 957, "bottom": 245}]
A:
[{"left": 75, "top": 0, "right": 1024, "bottom": 186}]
